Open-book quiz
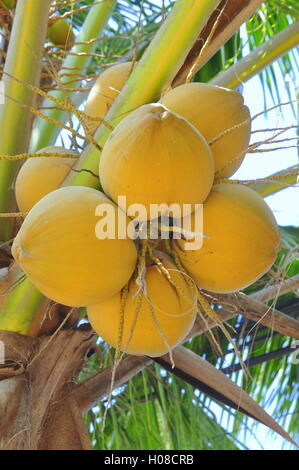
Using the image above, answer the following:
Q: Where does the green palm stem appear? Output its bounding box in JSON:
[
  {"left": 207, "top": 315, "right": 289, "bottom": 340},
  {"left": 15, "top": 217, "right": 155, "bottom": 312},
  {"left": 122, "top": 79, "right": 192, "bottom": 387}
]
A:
[
  {"left": 0, "top": 0, "right": 222, "bottom": 333},
  {"left": 0, "top": 277, "right": 44, "bottom": 334},
  {"left": 30, "top": 0, "right": 116, "bottom": 152},
  {"left": 249, "top": 164, "right": 299, "bottom": 198},
  {"left": 0, "top": 0, "right": 51, "bottom": 241},
  {"left": 211, "top": 21, "right": 299, "bottom": 89}
]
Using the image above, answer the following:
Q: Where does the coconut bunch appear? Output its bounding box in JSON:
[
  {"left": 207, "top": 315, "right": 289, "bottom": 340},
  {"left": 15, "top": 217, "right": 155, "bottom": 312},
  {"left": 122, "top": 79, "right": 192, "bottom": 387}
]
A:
[{"left": 12, "top": 63, "right": 280, "bottom": 358}]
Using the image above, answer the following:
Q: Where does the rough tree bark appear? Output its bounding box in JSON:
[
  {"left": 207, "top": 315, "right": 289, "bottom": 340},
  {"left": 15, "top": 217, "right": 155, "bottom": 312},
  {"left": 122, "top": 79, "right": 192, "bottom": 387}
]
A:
[{"left": 0, "top": 327, "right": 95, "bottom": 450}]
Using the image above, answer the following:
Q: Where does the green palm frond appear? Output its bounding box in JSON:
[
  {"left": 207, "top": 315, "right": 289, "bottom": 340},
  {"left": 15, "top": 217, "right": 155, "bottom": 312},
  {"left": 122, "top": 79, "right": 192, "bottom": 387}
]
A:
[
  {"left": 84, "top": 365, "right": 246, "bottom": 450},
  {"left": 243, "top": 1, "right": 299, "bottom": 113}
]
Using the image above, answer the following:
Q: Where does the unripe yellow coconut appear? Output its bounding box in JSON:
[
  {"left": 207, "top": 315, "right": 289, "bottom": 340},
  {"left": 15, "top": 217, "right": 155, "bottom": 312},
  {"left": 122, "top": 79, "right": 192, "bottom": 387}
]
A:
[
  {"left": 173, "top": 183, "right": 280, "bottom": 293},
  {"left": 48, "top": 17, "right": 75, "bottom": 49},
  {"left": 87, "top": 254, "right": 197, "bottom": 357},
  {"left": 15, "top": 146, "right": 78, "bottom": 213},
  {"left": 161, "top": 83, "right": 251, "bottom": 178},
  {"left": 12, "top": 187, "right": 137, "bottom": 307},
  {"left": 100, "top": 103, "right": 215, "bottom": 221},
  {"left": 85, "top": 62, "right": 134, "bottom": 132}
]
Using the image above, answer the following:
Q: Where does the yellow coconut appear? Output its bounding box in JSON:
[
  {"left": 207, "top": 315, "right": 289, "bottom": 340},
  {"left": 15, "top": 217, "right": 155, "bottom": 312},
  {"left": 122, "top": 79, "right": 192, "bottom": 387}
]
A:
[
  {"left": 85, "top": 62, "right": 134, "bottom": 132},
  {"left": 99, "top": 103, "right": 215, "bottom": 221},
  {"left": 48, "top": 16, "right": 75, "bottom": 49},
  {"left": 161, "top": 83, "right": 251, "bottom": 178},
  {"left": 15, "top": 146, "right": 78, "bottom": 213},
  {"left": 173, "top": 183, "right": 280, "bottom": 293},
  {"left": 87, "top": 254, "right": 197, "bottom": 357},
  {"left": 12, "top": 186, "right": 137, "bottom": 307}
]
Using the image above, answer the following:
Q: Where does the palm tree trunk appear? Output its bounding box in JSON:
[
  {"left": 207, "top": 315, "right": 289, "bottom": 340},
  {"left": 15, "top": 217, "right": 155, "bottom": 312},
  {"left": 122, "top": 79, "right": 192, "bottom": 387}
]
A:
[{"left": 0, "top": 328, "right": 94, "bottom": 450}]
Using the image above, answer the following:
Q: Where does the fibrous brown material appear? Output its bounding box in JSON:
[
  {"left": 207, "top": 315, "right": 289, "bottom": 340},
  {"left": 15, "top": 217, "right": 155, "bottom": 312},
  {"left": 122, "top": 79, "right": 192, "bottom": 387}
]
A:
[{"left": 0, "top": 327, "right": 94, "bottom": 450}]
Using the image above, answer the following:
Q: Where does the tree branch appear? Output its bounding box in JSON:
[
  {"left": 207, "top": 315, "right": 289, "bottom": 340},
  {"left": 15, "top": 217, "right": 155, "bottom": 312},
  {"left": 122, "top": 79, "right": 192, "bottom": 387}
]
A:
[
  {"left": 72, "top": 355, "right": 151, "bottom": 416},
  {"left": 172, "top": 0, "right": 264, "bottom": 87},
  {"left": 207, "top": 291, "right": 299, "bottom": 339},
  {"left": 251, "top": 274, "right": 299, "bottom": 304}
]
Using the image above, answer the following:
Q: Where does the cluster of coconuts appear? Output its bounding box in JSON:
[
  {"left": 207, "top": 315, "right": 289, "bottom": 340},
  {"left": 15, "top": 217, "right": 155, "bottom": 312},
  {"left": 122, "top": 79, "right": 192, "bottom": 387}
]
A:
[{"left": 12, "top": 62, "right": 280, "bottom": 357}]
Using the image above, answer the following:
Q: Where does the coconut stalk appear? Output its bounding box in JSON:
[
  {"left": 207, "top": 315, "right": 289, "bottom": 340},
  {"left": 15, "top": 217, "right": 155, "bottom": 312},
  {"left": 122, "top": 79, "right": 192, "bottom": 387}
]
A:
[
  {"left": 0, "top": 0, "right": 222, "bottom": 333},
  {"left": 172, "top": 0, "right": 265, "bottom": 87},
  {"left": 249, "top": 164, "right": 299, "bottom": 197},
  {"left": 0, "top": 0, "right": 51, "bottom": 241},
  {"left": 211, "top": 21, "right": 299, "bottom": 89},
  {"left": 30, "top": 0, "right": 116, "bottom": 152},
  {"left": 0, "top": 276, "right": 44, "bottom": 334}
]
